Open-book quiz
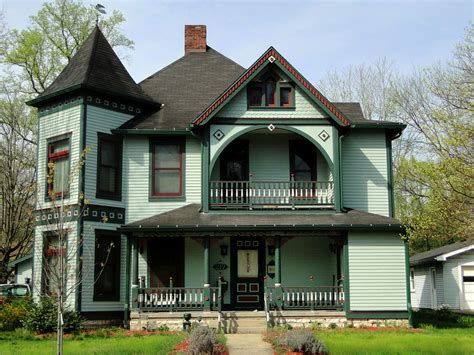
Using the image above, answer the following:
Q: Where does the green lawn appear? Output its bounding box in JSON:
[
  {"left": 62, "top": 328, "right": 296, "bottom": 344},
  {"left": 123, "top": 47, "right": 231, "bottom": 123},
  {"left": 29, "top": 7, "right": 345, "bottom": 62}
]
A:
[
  {"left": 317, "top": 328, "right": 474, "bottom": 355},
  {"left": 0, "top": 332, "right": 184, "bottom": 355}
]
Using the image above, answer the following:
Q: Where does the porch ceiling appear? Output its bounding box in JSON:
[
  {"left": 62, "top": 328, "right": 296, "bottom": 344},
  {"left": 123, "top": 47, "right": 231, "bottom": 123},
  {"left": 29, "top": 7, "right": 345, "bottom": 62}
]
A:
[{"left": 119, "top": 204, "right": 403, "bottom": 232}]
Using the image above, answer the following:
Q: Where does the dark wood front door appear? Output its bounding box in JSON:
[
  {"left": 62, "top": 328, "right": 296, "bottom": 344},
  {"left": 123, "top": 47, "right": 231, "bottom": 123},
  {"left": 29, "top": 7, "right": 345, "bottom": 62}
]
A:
[
  {"left": 231, "top": 238, "right": 264, "bottom": 309},
  {"left": 148, "top": 238, "right": 184, "bottom": 287}
]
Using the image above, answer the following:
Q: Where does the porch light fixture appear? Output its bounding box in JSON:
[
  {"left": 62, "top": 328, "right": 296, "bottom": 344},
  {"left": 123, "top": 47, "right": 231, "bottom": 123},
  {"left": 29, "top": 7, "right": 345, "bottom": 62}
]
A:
[
  {"left": 267, "top": 245, "right": 275, "bottom": 256},
  {"left": 220, "top": 244, "right": 228, "bottom": 256}
]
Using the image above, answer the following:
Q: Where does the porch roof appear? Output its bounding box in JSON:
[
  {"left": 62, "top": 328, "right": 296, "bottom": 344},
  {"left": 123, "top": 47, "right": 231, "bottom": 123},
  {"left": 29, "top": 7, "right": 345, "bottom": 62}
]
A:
[{"left": 119, "top": 204, "right": 403, "bottom": 232}]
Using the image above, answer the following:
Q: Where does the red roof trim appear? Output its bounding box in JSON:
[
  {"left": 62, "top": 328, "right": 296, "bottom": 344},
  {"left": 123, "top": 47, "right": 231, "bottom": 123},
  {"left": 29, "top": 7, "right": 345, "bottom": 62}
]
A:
[{"left": 194, "top": 48, "right": 351, "bottom": 127}]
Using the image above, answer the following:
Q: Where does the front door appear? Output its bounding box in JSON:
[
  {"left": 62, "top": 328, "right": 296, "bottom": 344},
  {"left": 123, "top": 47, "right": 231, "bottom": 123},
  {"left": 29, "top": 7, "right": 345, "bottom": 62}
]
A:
[
  {"left": 148, "top": 238, "right": 184, "bottom": 287},
  {"left": 231, "top": 238, "right": 264, "bottom": 309}
]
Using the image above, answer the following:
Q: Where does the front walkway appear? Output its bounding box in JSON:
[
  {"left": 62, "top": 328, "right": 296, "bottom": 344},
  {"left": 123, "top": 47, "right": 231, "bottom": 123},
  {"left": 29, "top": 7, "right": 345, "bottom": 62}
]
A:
[{"left": 225, "top": 334, "right": 273, "bottom": 355}]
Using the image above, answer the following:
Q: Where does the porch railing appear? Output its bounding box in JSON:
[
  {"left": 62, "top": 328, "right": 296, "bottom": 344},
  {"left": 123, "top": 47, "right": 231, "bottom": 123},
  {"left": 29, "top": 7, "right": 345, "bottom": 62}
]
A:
[
  {"left": 132, "top": 286, "right": 221, "bottom": 312},
  {"left": 265, "top": 286, "right": 344, "bottom": 311},
  {"left": 209, "top": 180, "right": 334, "bottom": 208}
]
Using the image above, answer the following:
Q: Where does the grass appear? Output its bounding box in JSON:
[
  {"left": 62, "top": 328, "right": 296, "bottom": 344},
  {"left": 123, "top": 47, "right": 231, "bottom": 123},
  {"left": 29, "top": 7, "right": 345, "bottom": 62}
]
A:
[
  {"left": 316, "top": 328, "right": 474, "bottom": 354},
  {"left": 0, "top": 329, "right": 185, "bottom": 355}
]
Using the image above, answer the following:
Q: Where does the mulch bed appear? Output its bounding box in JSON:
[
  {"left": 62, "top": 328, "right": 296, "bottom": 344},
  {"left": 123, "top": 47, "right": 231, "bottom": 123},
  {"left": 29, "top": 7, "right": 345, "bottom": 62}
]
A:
[{"left": 172, "top": 340, "right": 228, "bottom": 354}]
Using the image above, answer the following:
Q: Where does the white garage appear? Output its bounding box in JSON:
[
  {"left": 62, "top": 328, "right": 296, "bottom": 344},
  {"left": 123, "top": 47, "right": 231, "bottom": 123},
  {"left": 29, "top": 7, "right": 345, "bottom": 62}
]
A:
[{"left": 410, "top": 239, "right": 474, "bottom": 311}]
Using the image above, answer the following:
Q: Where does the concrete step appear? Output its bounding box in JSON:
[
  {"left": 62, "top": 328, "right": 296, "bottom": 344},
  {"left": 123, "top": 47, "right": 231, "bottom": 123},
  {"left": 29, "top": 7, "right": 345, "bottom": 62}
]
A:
[{"left": 233, "top": 326, "right": 267, "bottom": 334}]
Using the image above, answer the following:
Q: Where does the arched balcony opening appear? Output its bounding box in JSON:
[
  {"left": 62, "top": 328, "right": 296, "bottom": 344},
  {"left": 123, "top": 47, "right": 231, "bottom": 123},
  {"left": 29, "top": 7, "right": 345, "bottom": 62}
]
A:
[{"left": 209, "top": 128, "right": 334, "bottom": 210}]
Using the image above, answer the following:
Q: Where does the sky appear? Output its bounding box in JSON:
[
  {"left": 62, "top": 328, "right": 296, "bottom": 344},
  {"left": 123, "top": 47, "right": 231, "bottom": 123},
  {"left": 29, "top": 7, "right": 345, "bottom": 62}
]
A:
[{"left": 1, "top": 0, "right": 472, "bottom": 84}]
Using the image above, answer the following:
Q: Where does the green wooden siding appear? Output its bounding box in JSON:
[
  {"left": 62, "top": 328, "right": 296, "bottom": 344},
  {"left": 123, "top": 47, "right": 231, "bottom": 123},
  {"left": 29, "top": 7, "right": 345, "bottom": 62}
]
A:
[
  {"left": 36, "top": 105, "right": 82, "bottom": 209},
  {"left": 84, "top": 105, "right": 133, "bottom": 207},
  {"left": 348, "top": 231, "right": 407, "bottom": 311},
  {"left": 80, "top": 221, "right": 127, "bottom": 312},
  {"left": 209, "top": 237, "right": 231, "bottom": 304},
  {"left": 123, "top": 136, "right": 202, "bottom": 223},
  {"left": 185, "top": 238, "right": 205, "bottom": 288},
  {"left": 342, "top": 130, "right": 389, "bottom": 216},
  {"left": 216, "top": 86, "right": 329, "bottom": 119},
  {"left": 280, "top": 237, "right": 338, "bottom": 287}
]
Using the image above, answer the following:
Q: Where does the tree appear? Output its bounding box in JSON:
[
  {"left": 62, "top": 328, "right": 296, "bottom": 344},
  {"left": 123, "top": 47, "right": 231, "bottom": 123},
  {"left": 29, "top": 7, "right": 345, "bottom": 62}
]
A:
[
  {"left": 2, "top": 0, "right": 134, "bottom": 95},
  {"left": 0, "top": 0, "right": 133, "bottom": 283},
  {"left": 0, "top": 79, "right": 37, "bottom": 282},
  {"left": 319, "top": 25, "right": 474, "bottom": 253}
]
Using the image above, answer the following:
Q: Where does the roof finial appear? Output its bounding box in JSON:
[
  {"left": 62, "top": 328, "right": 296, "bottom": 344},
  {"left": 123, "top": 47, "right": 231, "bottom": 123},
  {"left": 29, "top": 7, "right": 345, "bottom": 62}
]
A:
[{"left": 92, "top": 4, "right": 106, "bottom": 26}]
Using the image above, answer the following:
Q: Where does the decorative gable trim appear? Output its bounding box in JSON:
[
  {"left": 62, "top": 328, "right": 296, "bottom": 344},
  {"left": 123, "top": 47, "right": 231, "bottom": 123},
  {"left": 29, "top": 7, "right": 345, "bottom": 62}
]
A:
[{"left": 193, "top": 47, "right": 351, "bottom": 127}]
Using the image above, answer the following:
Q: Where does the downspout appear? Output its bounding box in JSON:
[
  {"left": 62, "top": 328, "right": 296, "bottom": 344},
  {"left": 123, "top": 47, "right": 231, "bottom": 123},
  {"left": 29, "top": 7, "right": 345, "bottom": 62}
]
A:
[
  {"left": 338, "top": 134, "right": 345, "bottom": 211},
  {"left": 123, "top": 234, "right": 131, "bottom": 328}
]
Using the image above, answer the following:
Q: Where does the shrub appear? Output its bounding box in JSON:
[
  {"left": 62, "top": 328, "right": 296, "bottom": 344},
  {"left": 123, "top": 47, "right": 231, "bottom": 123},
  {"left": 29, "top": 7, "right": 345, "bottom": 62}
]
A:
[
  {"left": 22, "top": 297, "right": 82, "bottom": 334},
  {"left": 187, "top": 325, "right": 217, "bottom": 354},
  {"left": 0, "top": 297, "right": 32, "bottom": 331},
  {"left": 279, "top": 329, "right": 328, "bottom": 354}
]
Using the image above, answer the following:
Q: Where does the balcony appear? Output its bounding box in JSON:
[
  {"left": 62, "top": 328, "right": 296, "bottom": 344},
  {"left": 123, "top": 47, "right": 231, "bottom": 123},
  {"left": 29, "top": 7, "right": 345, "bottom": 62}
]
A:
[{"left": 209, "top": 180, "right": 334, "bottom": 210}]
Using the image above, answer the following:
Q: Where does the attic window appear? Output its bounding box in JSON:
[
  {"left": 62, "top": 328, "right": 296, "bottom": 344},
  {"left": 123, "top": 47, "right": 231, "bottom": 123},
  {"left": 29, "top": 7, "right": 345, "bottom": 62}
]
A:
[{"left": 247, "top": 77, "right": 294, "bottom": 108}]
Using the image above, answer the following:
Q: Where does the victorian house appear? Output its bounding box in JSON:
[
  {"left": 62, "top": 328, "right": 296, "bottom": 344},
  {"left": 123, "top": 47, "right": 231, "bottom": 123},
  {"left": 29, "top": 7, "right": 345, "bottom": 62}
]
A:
[{"left": 29, "top": 25, "right": 410, "bottom": 330}]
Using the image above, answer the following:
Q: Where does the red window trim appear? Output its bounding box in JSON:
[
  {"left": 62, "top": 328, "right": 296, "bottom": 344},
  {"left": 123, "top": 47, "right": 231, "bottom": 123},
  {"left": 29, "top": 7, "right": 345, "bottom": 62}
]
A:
[
  {"left": 151, "top": 140, "right": 184, "bottom": 197},
  {"left": 47, "top": 138, "right": 70, "bottom": 197}
]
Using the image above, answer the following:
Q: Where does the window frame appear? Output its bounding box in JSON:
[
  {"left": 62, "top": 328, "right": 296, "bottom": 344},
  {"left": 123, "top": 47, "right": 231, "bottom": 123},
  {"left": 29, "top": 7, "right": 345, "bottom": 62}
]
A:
[
  {"left": 96, "top": 133, "right": 123, "bottom": 201},
  {"left": 93, "top": 230, "right": 121, "bottom": 302},
  {"left": 246, "top": 76, "right": 295, "bottom": 109},
  {"left": 45, "top": 133, "right": 72, "bottom": 201},
  {"left": 149, "top": 138, "right": 186, "bottom": 200},
  {"left": 289, "top": 140, "right": 317, "bottom": 181},
  {"left": 42, "top": 231, "right": 68, "bottom": 296}
]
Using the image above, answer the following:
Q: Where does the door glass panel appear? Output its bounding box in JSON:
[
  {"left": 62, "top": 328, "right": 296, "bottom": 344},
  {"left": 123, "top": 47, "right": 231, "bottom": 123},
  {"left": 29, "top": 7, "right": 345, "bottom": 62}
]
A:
[{"left": 237, "top": 249, "right": 259, "bottom": 278}]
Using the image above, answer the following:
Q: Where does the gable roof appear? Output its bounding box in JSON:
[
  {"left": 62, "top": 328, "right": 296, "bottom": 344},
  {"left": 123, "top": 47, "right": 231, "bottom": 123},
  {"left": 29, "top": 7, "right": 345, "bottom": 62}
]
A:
[
  {"left": 192, "top": 47, "right": 352, "bottom": 128},
  {"left": 28, "top": 26, "right": 157, "bottom": 107},
  {"left": 410, "top": 238, "right": 474, "bottom": 266},
  {"left": 121, "top": 47, "right": 246, "bottom": 130},
  {"left": 120, "top": 204, "right": 403, "bottom": 232}
]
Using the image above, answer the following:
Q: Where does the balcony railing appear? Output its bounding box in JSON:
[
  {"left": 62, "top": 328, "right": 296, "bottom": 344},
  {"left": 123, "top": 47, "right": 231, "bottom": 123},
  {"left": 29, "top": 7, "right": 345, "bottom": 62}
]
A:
[{"left": 209, "top": 180, "right": 334, "bottom": 209}]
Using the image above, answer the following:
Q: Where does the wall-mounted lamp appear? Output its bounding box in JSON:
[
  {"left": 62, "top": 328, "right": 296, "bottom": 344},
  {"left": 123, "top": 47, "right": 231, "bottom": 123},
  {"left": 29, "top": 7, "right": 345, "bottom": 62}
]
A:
[
  {"left": 267, "top": 245, "right": 275, "bottom": 256},
  {"left": 220, "top": 244, "right": 228, "bottom": 256}
]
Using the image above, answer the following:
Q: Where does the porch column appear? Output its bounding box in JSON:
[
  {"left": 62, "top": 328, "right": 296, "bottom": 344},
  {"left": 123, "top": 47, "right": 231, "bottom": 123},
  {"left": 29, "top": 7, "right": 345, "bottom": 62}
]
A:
[
  {"left": 203, "top": 237, "right": 211, "bottom": 311},
  {"left": 274, "top": 236, "right": 283, "bottom": 309},
  {"left": 131, "top": 237, "right": 139, "bottom": 310}
]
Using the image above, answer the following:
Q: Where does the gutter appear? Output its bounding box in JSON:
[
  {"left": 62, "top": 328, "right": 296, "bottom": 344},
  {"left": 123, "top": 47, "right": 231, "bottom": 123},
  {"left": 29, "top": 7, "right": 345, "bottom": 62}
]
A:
[
  {"left": 111, "top": 128, "right": 192, "bottom": 136},
  {"left": 117, "top": 223, "right": 405, "bottom": 233}
]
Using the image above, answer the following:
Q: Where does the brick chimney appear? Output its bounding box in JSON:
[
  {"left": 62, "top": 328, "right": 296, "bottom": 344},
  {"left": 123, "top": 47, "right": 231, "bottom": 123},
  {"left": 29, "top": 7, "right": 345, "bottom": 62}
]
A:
[{"left": 185, "top": 25, "right": 207, "bottom": 55}]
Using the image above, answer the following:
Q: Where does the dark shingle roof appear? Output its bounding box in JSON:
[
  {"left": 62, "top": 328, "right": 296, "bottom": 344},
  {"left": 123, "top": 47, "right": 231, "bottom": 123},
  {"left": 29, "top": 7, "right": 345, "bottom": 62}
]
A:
[
  {"left": 29, "top": 26, "right": 156, "bottom": 107},
  {"left": 410, "top": 239, "right": 474, "bottom": 266},
  {"left": 121, "top": 204, "right": 402, "bottom": 231},
  {"left": 122, "top": 47, "right": 245, "bottom": 130},
  {"left": 333, "top": 102, "right": 366, "bottom": 122}
]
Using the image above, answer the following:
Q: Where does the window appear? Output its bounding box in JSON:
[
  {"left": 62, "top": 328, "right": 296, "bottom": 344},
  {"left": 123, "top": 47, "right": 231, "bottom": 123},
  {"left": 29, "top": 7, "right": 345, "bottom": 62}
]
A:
[
  {"left": 151, "top": 139, "right": 185, "bottom": 197},
  {"left": 410, "top": 268, "right": 415, "bottom": 292},
  {"left": 47, "top": 137, "right": 70, "bottom": 198},
  {"left": 289, "top": 140, "right": 317, "bottom": 181},
  {"left": 247, "top": 75, "right": 294, "bottom": 108},
  {"left": 43, "top": 233, "right": 66, "bottom": 296},
  {"left": 94, "top": 231, "right": 120, "bottom": 301},
  {"left": 97, "top": 133, "right": 122, "bottom": 200}
]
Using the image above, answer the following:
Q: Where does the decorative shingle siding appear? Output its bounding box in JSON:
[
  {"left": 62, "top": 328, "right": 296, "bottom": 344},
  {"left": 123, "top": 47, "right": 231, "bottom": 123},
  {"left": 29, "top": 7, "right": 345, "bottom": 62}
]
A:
[
  {"left": 342, "top": 130, "right": 389, "bottom": 216},
  {"left": 123, "top": 136, "right": 202, "bottom": 223},
  {"left": 348, "top": 231, "right": 407, "bottom": 311},
  {"left": 36, "top": 105, "right": 82, "bottom": 209},
  {"left": 84, "top": 105, "right": 133, "bottom": 207},
  {"left": 216, "top": 87, "right": 328, "bottom": 119},
  {"left": 80, "top": 221, "right": 127, "bottom": 312}
]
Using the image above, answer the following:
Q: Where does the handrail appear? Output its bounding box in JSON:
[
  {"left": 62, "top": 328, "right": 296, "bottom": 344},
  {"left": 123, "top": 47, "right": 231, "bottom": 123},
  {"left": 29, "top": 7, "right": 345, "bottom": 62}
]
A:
[{"left": 210, "top": 180, "right": 334, "bottom": 208}]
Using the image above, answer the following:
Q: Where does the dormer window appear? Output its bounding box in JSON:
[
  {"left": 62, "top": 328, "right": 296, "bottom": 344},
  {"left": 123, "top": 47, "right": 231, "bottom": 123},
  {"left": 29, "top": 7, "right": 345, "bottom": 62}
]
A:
[{"left": 247, "top": 76, "right": 294, "bottom": 108}]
